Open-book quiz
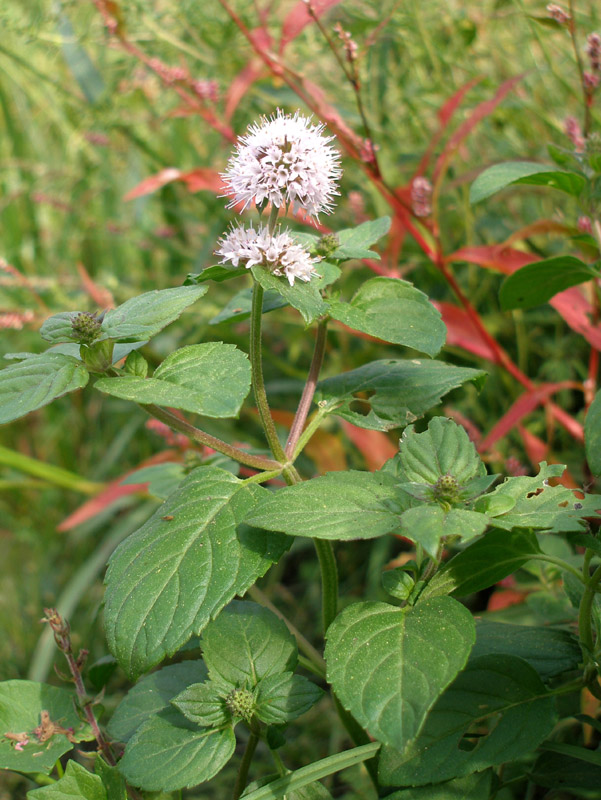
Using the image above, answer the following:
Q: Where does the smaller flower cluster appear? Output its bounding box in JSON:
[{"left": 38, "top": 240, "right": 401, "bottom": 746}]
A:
[
  {"left": 216, "top": 225, "right": 320, "bottom": 286},
  {"left": 215, "top": 110, "right": 342, "bottom": 286}
]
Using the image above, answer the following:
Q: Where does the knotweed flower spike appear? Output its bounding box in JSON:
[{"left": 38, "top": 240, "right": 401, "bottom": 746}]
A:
[
  {"left": 222, "top": 110, "right": 342, "bottom": 217},
  {"left": 216, "top": 224, "right": 320, "bottom": 286}
]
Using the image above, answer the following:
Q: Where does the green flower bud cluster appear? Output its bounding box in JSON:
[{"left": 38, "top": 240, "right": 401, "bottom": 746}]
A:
[
  {"left": 71, "top": 311, "right": 103, "bottom": 345},
  {"left": 225, "top": 687, "right": 256, "bottom": 723}
]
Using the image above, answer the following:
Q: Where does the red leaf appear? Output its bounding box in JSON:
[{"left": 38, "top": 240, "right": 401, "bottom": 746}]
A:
[
  {"left": 517, "top": 424, "right": 548, "bottom": 466},
  {"left": 433, "top": 74, "right": 524, "bottom": 183},
  {"left": 435, "top": 301, "right": 500, "bottom": 362},
  {"left": 124, "top": 167, "right": 223, "bottom": 201},
  {"left": 76, "top": 262, "right": 115, "bottom": 309},
  {"left": 551, "top": 287, "right": 601, "bottom": 352},
  {"left": 446, "top": 245, "right": 539, "bottom": 274},
  {"left": 225, "top": 60, "right": 265, "bottom": 121},
  {"left": 487, "top": 588, "right": 528, "bottom": 611},
  {"left": 279, "top": 0, "right": 342, "bottom": 53},
  {"left": 341, "top": 422, "right": 397, "bottom": 471}
]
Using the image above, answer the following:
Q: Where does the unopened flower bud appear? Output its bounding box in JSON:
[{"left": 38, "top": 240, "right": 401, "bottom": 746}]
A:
[
  {"left": 578, "top": 215, "right": 593, "bottom": 233},
  {"left": 411, "top": 176, "right": 433, "bottom": 217},
  {"left": 584, "top": 71, "right": 600, "bottom": 93},
  {"left": 71, "top": 311, "right": 102, "bottom": 345},
  {"left": 431, "top": 473, "right": 461, "bottom": 505},
  {"left": 315, "top": 233, "right": 340, "bottom": 258},
  {"left": 564, "top": 116, "right": 585, "bottom": 152},
  {"left": 587, "top": 33, "right": 601, "bottom": 71},
  {"left": 225, "top": 688, "right": 256, "bottom": 722}
]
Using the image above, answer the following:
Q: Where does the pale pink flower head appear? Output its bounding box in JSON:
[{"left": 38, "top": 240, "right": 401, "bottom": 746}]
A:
[
  {"left": 411, "top": 176, "right": 433, "bottom": 218},
  {"left": 546, "top": 4, "right": 570, "bottom": 25},
  {"left": 222, "top": 110, "right": 342, "bottom": 217},
  {"left": 216, "top": 224, "right": 320, "bottom": 286}
]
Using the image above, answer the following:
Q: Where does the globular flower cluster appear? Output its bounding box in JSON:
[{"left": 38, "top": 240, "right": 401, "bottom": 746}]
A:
[
  {"left": 216, "top": 224, "right": 320, "bottom": 286},
  {"left": 222, "top": 110, "right": 341, "bottom": 217},
  {"left": 216, "top": 110, "right": 342, "bottom": 286}
]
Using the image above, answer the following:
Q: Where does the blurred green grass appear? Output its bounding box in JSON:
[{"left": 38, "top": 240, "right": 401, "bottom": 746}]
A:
[{"left": 0, "top": 0, "right": 599, "bottom": 793}]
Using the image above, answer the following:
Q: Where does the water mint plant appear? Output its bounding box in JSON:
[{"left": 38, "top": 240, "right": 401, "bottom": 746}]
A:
[{"left": 3, "top": 26, "right": 601, "bottom": 797}]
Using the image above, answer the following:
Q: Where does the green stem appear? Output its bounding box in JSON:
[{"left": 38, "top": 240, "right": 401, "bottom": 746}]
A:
[
  {"left": 249, "top": 281, "right": 288, "bottom": 465},
  {"left": 285, "top": 318, "right": 328, "bottom": 458},
  {"left": 0, "top": 445, "right": 101, "bottom": 495},
  {"left": 143, "top": 404, "right": 282, "bottom": 472},
  {"left": 313, "top": 538, "right": 338, "bottom": 633},
  {"left": 527, "top": 554, "right": 586, "bottom": 583},
  {"left": 332, "top": 697, "right": 379, "bottom": 787},
  {"left": 232, "top": 724, "right": 260, "bottom": 800},
  {"left": 291, "top": 406, "right": 330, "bottom": 460}
]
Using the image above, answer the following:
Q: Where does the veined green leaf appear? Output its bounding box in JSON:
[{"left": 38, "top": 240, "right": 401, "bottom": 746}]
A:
[
  {"left": 585, "top": 389, "right": 601, "bottom": 477},
  {"left": 499, "top": 256, "right": 596, "bottom": 310},
  {"left": 95, "top": 343, "right": 251, "bottom": 418},
  {"left": 316, "top": 360, "right": 486, "bottom": 431},
  {"left": 470, "top": 161, "right": 586, "bottom": 204},
  {"left": 326, "top": 597, "right": 475, "bottom": 750},
  {"left": 331, "top": 217, "right": 391, "bottom": 260},
  {"left": 255, "top": 673, "right": 323, "bottom": 725},
  {"left": 104, "top": 467, "right": 288, "bottom": 678},
  {"left": 29, "top": 761, "right": 107, "bottom": 800},
  {"left": 251, "top": 266, "right": 326, "bottom": 325},
  {"left": 171, "top": 682, "right": 229, "bottom": 728},
  {"left": 385, "top": 770, "right": 493, "bottom": 800},
  {"left": 328, "top": 278, "right": 446, "bottom": 356},
  {"left": 210, "top": 286, "right": 287, "bottom": 325},
  {"left": 398, "top": 506, "right": 488, "bottom": 558},
  {"left": 0, "top": 353, "right": 89, "bottom": 425},
  {"left": 399, "top": 417, "right": 485, "bottom": 484}
]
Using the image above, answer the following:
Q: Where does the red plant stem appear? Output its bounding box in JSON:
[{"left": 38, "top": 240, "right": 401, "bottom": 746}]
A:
[
  {"left": 567, "top": 0, "right": 592, "bottom": 136},
  {"left": 286, "top": 318, "right": 328, "bottom": 458}
]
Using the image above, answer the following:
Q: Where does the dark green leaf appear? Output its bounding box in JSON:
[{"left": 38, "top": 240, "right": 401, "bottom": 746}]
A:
[
  {"left": 0, "top": 680, "right": 92, "bottom": 775},
  {"left": 88, "top": 655, "right": 118, "bottom": 691},
  {"left": 325, "top": 597, "right": 475, "bottom": 750},
  {"left": 210, "top": 287, "right": 287, "bottom": 325},
  {"left": 470, "top": 162, "right": 586, "bottom": 204},
  {"left": 95, "top": 758, "right": 127, "bottom": 800},
  {"left": 246, "top": 471, "right": 406, "bottom": 541},
  {"left": 398, "top": 507, "right": 488, "bottom": 558},
  {"left": 40, "top": 312, "right": 84, "bottom": 345},
  {"left": 378, "top": 655, "right": 557, "bottom": 786},
  {"left": 95, "top": 342, "right": 251, "bottom": 418},
  {"left": 532, "top": 746, "right": 601, "bottom": 788},
  {"left": 586, "top": 389, "right": 601, "bottom": 477},
  {"left": 385, "top": 770, "right": 493, "bottom": 800},
  {"left": 471, "top": 621, "right": 581, "bottom": 681},
  {"left": 381, "top": 568, "right": 415, "bottom": 601},
  {"left": 422, "top": 529, "right": 541, "bottom": 599},
  {"left": 100, "top": 286, "right": 207, "bottom": 342},
  {"left": 201, "top": 601, "right": 297, "bottom": 689},
  {"left": 28, "top": 760, "right": 106, "bottom": 800},
  {"left": 255, "top": 673, "right": 323, "bottom": 724},
  {"left": 185, "top": 265, "right": 247, "bottom": 283},
  {"left": 251, "top": 266, "right": 327, "bottom": 325},
  {"left": 107, "top": 662, "right": 208, "bottom": 743},
  {"left": 316, "top": 360, "right": 486, "bottom": 431},
  {"left": 0, "top": 353, "right": 89, "bottom": 425},
  {"left": 332, "top": 217, "right": 391, "bottom": 260},
  {"left": 399, "top": 417, "right": 486, "bottom": 484},
  {"left": 328, "top": 278, "right": 446, "bottom": 356},
  {"left": 104, "top": 467, "right": 288, "bottom": 678},
  {"left": 499, "top": 256, "right": 596, "bottom": 311},
  {"left": 171, "top": 682, "right": 229, "bottom": 728},
  {"left": 118, "top": 716, "right": 235, "bottom": 791}
]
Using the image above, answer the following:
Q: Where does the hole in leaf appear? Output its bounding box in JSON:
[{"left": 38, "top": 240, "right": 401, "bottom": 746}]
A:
[
  {"left": 526, "top": 488, "right": 544, "bottom": 498},
  {"left": 349, "top": 390, "right": 375, "bottom": 416}
]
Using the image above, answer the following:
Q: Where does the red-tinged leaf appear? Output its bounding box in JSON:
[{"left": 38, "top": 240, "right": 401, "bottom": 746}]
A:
[
  {"left": 478, "top": 383, "right": 576, "bottom": 453},
  {"left": 433, "top": 74, "right": 524, "bottom": 183},
  {"left": 57, "top": 451, "right": 179, "bottom": 531},
  {"left": 280, "top": 0, "right": 342, "bottom": 52},
  {"left": 225, "top": 60, "right": 265, "bottom": 121},
  {"left": 551, "top": 287, "right": 601, "bottom": 352},
  {"left": 435, "top": 301, "right": 499, "bottom": 361},
  {"left": 416, "top": 77, "right": 482, "bottom": 175},
  {"left": 124, "top": 168, "right": 223, "bottom": 201},
  {"left": 547, "top": 400, "right": 584, "bottom": 442},
  {"left": 249, "top": 25, "right": 272, "bottom": 51},
  {"left": 341, "top": 421, "right": 397, "bottom": 471},
  {"left": 76, "top": 262, "right": 114, "bottom": 309},
  {"left": 503, "top": 219, "right": 572, "bottom": 247},
  {"left": 301, "top": 79, "right": 364, "bottom": 156},
  {"left": 487, "top": 588, "right": 528, "bottom": 611},
  {"left": 517, "top": 424, "right": 548, "bottom": 466},
  {"left": 446, "top": 245, "right": 539, "bottom": 274}
]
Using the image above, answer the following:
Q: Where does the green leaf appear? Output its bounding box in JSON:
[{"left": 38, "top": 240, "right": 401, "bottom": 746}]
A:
[
  {"left": 385, "top": 770, "right": 493, "bottom": 800},
  {"left": 251, "top": 266, "right": 327, "bottom": 325},
  {"left": 531, "top": 747, "right": 601, "bottom": 789},
  {"left": 201, "top": 601, "right": 297, "bottom": 689},
  {"left": 499, "top": 256, "right": 596, "bottom": 310},
  {"left": 0, "top": 680, "right": 92, "bottom": 775},
  {"left": 381, "top": 568, "right": 415, "bottom": 601},
  {"left": 243, "top": 778, "right": 334, "bottom": 800},
  {"left": 586, "top": 389, "right": 601, "bottom": 477},
  {"left": 120, "top": 463, "right": 186, "bottom": 500},
  {"left": 40, "top": 312, "right": 84, "bottom": 345},
  {"left": 255, "top": 673, "right": 323, "bottom": 724},
  {"left": 210, "top": 287, "right": 287, "bottom": 325},
  {"left": 57, "top": 13, "right": 105, "bottom": 104},
  {"left": 470, "top": 162, "right": 587, "bottom": 204},
  {"left": 399, "top": 417, "right": 485, "bottom": 484},
  {"left": 378, "top": 655, "right": 557, "bottom": 786},
  {"left": 28, "top": 761, "right": 107, "bottom": 800},
  {"left": 422, "top": 529, "right": 541, "bottom": 599},
  {"left": 325, "top": 597, "right": 475, "bottom": 750},
  {"left": 328, "top": 278, "right": 446, "bottom": 356},
  {"left": 316, "top": 360, "right": 486, "bottom": 431},
  {"left": 471, "top": 621, "right": 581, "bottom": 682},
  {"left": 95, "top": 758, "right": 127, "bottom": 800},
  {"left": 107, "top": 662, "right": 208, "bottom": 743},
  {"left": 104, "top": 467, "right": 288, "bottom": 678},
  {"left": 240, "top": 743, "right": 380, "bottom": 800},
  {"left": 118, "top": 716, "right": 235, "bottom": 791},
  {"left": 398, "top": 507, "right": 489, "bottom": 558},
  {"left": 0, "top": 353, "right": 89, "bottom": 425},
  {"left": 100, "top": 286, "right": 207, "bottom": 342},
  {"left": 332, "top": 217, "right": 391, "bottom": 260},
  {"left": 246, "top": 471, "right": 406, "bottom": 541},
  {"left": 475, "top": 462, "right": 601, "bottom": 532},
  {"left": 185, "top": 264, "right": 247, "bottom": 283},
  {"left": 95, "top": 342, "right": 251, "bottom": 418},
  {"left": 171, "top": 682, "right": 229, "bottom": 728}
]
